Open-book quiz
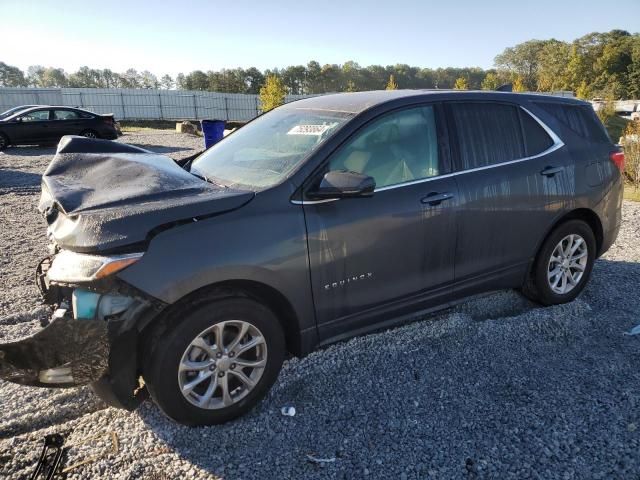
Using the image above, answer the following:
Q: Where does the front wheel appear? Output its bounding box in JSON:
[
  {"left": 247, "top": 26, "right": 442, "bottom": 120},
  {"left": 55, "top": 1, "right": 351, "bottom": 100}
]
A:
[
  {"left": 143, "top": 296, "right": 285, "bottom": 426},
  {"left": 522, "top": 219, "right": 596, "bottom": 305}
]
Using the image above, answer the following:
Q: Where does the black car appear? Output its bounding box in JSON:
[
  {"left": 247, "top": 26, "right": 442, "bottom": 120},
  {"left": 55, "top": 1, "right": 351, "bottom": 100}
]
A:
[
  {"left": 0, "top": 106, "right": 119, "bottom": 149},
  {"left": 0, "top": 91, "right": 623, "bottom": 426}
]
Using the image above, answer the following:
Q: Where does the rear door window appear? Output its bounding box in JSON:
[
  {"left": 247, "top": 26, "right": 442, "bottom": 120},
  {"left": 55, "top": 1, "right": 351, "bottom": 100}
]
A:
[
  {"left": 54, "top": 110, "right": 80, "bottom": 120},
  {"left": 449, "top": 102, "right": 525, "bottom": 170},
  {"left": 519, "top": 109, "right": 554, "bottom": 156}
]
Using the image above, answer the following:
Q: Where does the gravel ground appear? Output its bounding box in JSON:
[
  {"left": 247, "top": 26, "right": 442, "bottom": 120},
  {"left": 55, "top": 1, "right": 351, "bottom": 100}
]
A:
[{"left": 0, "top": 131, "right": 639, "bottom": 479}]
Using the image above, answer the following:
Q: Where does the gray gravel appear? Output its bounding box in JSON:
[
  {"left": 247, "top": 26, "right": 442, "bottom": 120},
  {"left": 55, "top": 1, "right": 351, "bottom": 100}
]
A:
[{"left": 1, "top": 132, "right": 639, "bottom": 479}]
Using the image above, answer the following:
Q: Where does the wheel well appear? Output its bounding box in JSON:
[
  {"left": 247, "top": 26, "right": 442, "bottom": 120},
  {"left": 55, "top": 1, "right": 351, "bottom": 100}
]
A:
[
  {"left": 535, "top": 208, "right": 604, "bottom": 262},
  {"left": 140, "top": 280, "right": 303, "bottom": 357},
  {"left": 557, "top": 209, "right": 604, "bottom": 255}
]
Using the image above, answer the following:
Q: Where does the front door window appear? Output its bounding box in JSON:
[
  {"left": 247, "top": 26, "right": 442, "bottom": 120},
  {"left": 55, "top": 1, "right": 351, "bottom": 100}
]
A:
[{"left": 328, "top": 106, "right": 440, "bottom": 189}]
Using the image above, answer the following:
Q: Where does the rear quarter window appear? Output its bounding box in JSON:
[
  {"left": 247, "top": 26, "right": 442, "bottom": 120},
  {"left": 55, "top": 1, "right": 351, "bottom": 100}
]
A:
[{"left": 534, "top": 102, "right": 610, "bottom": 143}]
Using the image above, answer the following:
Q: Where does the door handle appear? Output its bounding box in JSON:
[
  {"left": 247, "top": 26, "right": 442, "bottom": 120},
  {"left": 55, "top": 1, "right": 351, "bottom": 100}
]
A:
[
  {"left": 540, "top": 166, "right": 564, "bottom": 177},
  {"left": 421, "top": 192, "right": 454, "bottom": 206}
]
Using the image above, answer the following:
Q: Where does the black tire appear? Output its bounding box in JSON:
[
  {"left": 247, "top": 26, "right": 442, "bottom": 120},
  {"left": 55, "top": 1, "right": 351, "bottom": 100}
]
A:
[
  {"left": 522, "top": 219, "right": 596, "bottom": 306},
  {"left": 143, "top": 296, "right": 285, "bottom": 426},
  {"left": 80, "top": 129, "right": 100, "bottom": 139},
  {"left": 0, "top": 132, "right": 9, "bottom": 150}
]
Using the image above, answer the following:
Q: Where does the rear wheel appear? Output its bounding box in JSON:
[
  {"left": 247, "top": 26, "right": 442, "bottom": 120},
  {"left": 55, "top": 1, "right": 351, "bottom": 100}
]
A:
[
  {"left": 522, "top": 219, "right": 596, "bottom": 305},
  {"left": 143, "top": 296, "right": 285, "bottom": 426},
  {"left": 80, "top": 129, "right": 99, "bottom": 139},
  {"left": 0, "top": 133, "right": 8, "bottom": 150}
]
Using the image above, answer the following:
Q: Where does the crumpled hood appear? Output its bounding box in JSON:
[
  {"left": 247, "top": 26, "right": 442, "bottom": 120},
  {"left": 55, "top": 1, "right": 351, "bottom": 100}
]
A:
[{"left": 39, "top": 136, "right": 254, "bottom": 252}]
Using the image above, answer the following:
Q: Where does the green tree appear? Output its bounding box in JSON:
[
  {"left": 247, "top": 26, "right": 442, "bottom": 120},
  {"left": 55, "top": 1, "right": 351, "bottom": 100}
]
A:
[
  {"left": 100, "top": 69, "right": 118, "bottom": 88},
  {"left": 305, "top": 60, "right": 322, "bottom": 93},
  {"left": 26, "top": 65, "right": 45, "bottom": 86},
  {"left": 494, "top": 39, "right": 549, "bottom": 90},
  {"left": 140, "top": 71, "right": 159, "bottom": 89},
  {"left": 537, "top": 40, "right": 571, "bottom": 91},
  {"left": 386, "top": 74, "right": 398, "bottom": 90},
  {"left": 160, "top": 74, "right": 174, "bottom": 90},
  {"left": 575, "top": 81, "right": 590, "bottom": 99},
  {"left": 259, "top": 75, "right": 286, "bottom": 112},
  {"left": 512, "top": 76, "right": 526, "bottom": 92},
  {"left": 122, "top": 68, "right": 142, "bottom": 88},
  {"left": 183, "top": 70, "right": 208, "bottom": 90},
  {"left": 0, "top": 62, "right": 27, "bottom": 86},
  {"left": 243, "top": 67, "right": 265, "bottom": 94},
  {"left": 68, "top": 66, "right": 102, "bottom": 88},
  {"left": 454, "top": 77, "right": 468, "bottom": 90},
  {"left": 342, "top": 61, "right": 363, "bottom": 91},
  {"left": 481, "top": 72, "right": 499, "bottom": 90},
  {"left": 320, "top": 64, "right": 343, "bottom": 92},
  {"left": 175, "top": 73, "right": 187, "bottom": 90}
]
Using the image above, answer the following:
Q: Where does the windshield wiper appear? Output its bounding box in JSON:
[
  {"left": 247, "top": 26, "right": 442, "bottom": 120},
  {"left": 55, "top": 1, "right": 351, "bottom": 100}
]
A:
[{"left": 190, "top": 170, "right": 229, "bottom": 189}]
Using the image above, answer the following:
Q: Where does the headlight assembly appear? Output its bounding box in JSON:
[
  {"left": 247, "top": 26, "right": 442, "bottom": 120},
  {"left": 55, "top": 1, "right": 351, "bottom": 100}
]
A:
[{"left": 47, "top": 251, "right": 143, "bottom": 283}]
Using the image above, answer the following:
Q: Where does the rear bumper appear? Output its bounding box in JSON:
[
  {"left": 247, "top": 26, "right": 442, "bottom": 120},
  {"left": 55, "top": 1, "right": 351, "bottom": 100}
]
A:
[
  {"left": 101, "top": 129, "right": 119, "bottom": 140},
  {"left": 600, "top": 221, "right": 621, "bottom": 257}
]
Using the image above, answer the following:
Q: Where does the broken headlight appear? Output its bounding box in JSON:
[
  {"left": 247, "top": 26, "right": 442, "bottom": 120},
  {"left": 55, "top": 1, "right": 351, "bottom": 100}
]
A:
[
  {"left": 47, "top": 251, "right": 143, "bottom": 283},
  {"left": 72, "top": 289, "right": 135, "bottom": 320}
]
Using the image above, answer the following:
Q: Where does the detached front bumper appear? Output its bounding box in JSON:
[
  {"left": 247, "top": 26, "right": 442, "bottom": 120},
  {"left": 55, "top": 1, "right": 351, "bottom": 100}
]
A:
[
  {"left": 0, "top": 308, "right": 109, "bottom": 387},
  {"left": 0, "top": 256, "right": 163, "bottom": 410}
]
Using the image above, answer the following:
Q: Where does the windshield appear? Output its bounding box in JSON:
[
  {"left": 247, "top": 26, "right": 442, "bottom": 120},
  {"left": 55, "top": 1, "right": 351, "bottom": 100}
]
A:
[
  {"left": 0, "top": 106, "right": 36, "bottom": 120},
  {"left": 191, "top": 107, "right": 354, "bottom": 190}
]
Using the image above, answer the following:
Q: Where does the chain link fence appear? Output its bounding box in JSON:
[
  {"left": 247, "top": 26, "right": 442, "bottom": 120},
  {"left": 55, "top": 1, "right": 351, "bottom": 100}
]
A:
[{"left": 0, "top": 88, "right": 315, "bottom": 121}]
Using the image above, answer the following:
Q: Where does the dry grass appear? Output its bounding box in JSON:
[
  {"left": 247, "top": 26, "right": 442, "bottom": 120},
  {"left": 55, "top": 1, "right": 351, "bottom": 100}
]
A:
[{"left": 624, "top": 184, "right": 640, "bottom": 202}]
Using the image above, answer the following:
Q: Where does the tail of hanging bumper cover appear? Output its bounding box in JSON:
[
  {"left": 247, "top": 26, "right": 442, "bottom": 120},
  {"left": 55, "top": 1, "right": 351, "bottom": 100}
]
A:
[{"left": 0, "top": 308, "right": 110, "bottom": 388}]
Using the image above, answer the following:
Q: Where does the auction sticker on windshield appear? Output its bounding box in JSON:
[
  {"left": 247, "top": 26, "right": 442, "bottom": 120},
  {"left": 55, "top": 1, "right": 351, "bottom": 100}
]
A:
[{"left": 287, "top": 124, "right": 333, "bottom": 136}]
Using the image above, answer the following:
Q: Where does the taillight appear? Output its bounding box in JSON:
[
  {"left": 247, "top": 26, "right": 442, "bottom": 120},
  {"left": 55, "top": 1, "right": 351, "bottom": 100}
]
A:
[
  {"left": 103, "top": 117, "right": 114, "bottom": 125},
  {"left": 609, "top": 151, "right": 625, "bottom": 172}
]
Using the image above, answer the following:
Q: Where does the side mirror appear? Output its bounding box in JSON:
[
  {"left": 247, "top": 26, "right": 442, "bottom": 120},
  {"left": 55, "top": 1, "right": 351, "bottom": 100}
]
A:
[{"left": 309, "top": 170, "right": 376, "bottom": 199}]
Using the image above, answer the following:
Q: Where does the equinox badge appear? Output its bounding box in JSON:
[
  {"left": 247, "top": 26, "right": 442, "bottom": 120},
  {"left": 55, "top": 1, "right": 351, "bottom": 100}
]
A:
[{"left": 324, "top": 272, "right": 373, "bottom": 291}]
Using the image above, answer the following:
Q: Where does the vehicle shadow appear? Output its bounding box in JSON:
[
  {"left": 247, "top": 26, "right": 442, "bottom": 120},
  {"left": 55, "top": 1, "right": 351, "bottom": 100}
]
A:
[
  {"left": 136, "top": 257, "right": 640, "bottom": 479},
  {"left": 1, "top": 146, "right": 57, "bottom": 157},
  {"left": 0, "top": 384, "right": 107, "bottom": 440},
  {"left": 0, "top": 169, "right": 41, "bottom": 192}
]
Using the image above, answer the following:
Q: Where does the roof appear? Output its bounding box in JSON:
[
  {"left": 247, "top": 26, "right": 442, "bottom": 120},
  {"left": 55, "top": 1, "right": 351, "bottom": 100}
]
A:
[{"left": 283, "top": 90, "right": 588, "bottom": 114}]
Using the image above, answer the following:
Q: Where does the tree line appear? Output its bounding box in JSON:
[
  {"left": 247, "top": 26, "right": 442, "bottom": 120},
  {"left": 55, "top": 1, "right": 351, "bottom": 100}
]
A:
[{"left": 1, "top": 30, "right": 638, "bottom": 99}]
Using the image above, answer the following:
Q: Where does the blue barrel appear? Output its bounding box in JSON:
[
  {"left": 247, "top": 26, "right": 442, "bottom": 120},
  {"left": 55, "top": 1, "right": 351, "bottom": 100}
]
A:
[{"left": 200, "top": 119, "right": 226, "bottom": 149}]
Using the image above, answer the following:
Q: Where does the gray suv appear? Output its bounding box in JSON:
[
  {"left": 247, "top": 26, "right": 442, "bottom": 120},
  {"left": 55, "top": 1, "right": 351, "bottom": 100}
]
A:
[{"left": 0, "top": 91, "right": 623, "bottom": 425}]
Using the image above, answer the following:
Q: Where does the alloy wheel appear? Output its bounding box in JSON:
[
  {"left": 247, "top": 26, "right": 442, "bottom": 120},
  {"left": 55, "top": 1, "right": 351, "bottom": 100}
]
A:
[
  {"left": 178, "top": 320, "right": 267, "bottom": 409},
  {"left": 547, "top": 234, "right": 588, "bottom": 295}
]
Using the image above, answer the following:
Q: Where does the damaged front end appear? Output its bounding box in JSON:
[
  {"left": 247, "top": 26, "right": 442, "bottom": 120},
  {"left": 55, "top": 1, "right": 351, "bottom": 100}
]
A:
[{"left": 0, "top": 250, "right": 164, "bottom": 409}]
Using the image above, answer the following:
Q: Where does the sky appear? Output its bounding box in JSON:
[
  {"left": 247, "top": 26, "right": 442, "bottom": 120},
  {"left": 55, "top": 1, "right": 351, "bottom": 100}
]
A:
[{"left": 3, "top": 0, "right": 639, "bottom": 77}]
